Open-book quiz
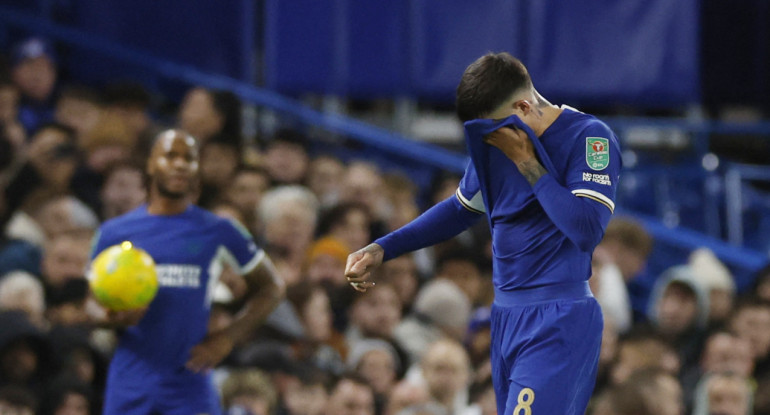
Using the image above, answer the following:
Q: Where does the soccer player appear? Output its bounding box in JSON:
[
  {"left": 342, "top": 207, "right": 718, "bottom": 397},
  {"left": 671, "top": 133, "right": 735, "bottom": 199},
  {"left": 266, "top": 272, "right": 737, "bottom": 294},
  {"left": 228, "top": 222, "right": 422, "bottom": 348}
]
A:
[
  {"left": 345, "top": 52, "right": 621, "bottom": 414},
  {"left": 90, "top": 129, "right": 285, "bottom": 415}
]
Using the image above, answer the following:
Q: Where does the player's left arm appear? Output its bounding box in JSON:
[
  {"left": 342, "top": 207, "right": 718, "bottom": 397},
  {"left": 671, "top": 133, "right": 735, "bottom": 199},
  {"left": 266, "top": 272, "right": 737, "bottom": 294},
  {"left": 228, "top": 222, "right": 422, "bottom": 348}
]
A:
[
  {"left": 485, "top": 121, "right": 621, "bottom": 252},
  {"left": 186, "top": 220, "right": 285, "bottom": 373}
]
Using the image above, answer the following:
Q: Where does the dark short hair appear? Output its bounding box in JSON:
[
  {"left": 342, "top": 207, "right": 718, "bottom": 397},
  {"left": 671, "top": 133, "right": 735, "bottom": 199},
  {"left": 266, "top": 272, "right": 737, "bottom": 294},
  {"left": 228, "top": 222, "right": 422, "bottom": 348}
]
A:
[
  {"left": 455, "top": 52, "right": 531, "bottom": 122},
  {"left": 102, "top": 82, "right": 152, "bottom": 108},
  {"left": 603, "top": 217, "right": 654, "bottom": 258},
  {"left": 57, "top": 84, "right": 102, "bottom": 105}
]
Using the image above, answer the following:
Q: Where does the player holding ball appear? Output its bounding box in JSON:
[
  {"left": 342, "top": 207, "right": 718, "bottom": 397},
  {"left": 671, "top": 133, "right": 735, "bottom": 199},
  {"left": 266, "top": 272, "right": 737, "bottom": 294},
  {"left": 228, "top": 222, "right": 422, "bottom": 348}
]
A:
[{"left": 89, "top": 129, "right": 285, "bottom": 415}]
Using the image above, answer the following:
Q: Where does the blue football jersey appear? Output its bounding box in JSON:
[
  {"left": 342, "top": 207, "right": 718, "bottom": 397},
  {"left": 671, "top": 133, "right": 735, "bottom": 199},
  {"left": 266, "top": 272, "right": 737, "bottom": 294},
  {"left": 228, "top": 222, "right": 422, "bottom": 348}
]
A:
[
  {"left": 91, "top": 205, "right": 264, "bottom": 371},
  {"left": 457, "top": 106, "right": 621, "bottom": 290}
]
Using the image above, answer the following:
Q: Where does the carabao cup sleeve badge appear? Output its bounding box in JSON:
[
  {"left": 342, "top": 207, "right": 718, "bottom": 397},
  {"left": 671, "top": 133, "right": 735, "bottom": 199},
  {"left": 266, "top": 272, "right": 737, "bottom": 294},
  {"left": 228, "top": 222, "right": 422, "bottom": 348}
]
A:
[{"left": 586, "top": 137, "right": 609, "bottom": 170}]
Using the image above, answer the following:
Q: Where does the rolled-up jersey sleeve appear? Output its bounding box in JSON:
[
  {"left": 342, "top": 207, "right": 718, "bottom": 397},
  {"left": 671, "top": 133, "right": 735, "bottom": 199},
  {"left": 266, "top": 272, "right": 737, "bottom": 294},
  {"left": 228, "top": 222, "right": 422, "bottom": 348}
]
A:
[
  {"left": 456, "top": 160, "right": 486, "bottom": 214},
  {"left": 219, "top": 219, "right": 265, "bottom": 275},
  {"left": 566, "top": 122, "right": 622, "bottom": 213}
]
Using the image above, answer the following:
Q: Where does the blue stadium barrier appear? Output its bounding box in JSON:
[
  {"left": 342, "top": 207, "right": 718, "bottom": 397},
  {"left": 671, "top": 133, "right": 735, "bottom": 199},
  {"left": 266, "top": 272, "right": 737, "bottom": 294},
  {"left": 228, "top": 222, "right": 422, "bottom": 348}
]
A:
[{"left": 1, "top": 6, "right": 768, "bottom": 286}]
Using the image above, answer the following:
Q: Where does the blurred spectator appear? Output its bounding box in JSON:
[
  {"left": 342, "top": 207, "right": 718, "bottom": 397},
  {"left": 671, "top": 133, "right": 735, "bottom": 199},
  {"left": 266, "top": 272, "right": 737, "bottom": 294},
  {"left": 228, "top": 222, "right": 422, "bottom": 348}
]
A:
[
  {"left": 0, "top": 310, "right": 51, "bottom": 397},
  {"left": 262, "top": 128, "right": 311, "bottom": 186},
  {"left": 681, "top": 331, "right": 754, "bottom": 411},
  {"left": 689, "top": 247, "right": 736, "bottom": 327},
  {"left": 224, "top": 165, "right": 270, "bottom": 233},
  {"left": 595, "top": 368, "right": 683, "bottom": 415},
  {"left": 753, "top": 264, "right": 770, "bottom": 303},
  {"left": 101, "top": 82, "right": 157, "bottom": 159},
  {"left": 306, "top": 154, "right": 345, "bottom": 208},
  {"left": 258, "top": 185, "right": 319, "bottom": 285},
  {"left": 11, "top": 37, "right": 57, "bottom": 133},
  {"left": 99, "top": 162, "right": 146, "bottom": 221},
  {"left": 286, "top": 283, "right": 345, "bottom": 375},
  {"left": 0, "top": 385, "right": 37, "bottom": 415},
  {"left": 346, "top": 282, "right": 403, "bottom": 347},
  {"left": 595, "top": 317, "right": 620, "bottom": 393},
  {"left": 280, "top": 367, "right": 329, "bottom": 415},
  {"left": 728, "top": 297, "right": 770, "bottom": 378},
  {"left": 38, "top": 375, "right": 94, "bottom": 415},
  {"left": 54, "top": 85, "right": 102, "bottom": 144},
  {"left": 407, "top": 338, "right": 473, "bottom": 415},
  {"left": 374, "top": 254, "right": 420, "bottom": 314},
  {"left": 610, "top": 329, "right": 680, "bottom": 385},
  {"left": 304, "top": 236, "right": 350, "bottom": 289},
  {"left": 339, "top": 161, "right": 388, "bottom": 237},
  {"left": 598, "top": 217, "right": 655, "bottom": 322},
  {"left": 394, "top": 279, "right": 471, "bottom": 366},
  {"left": 434, "top": 247, "right": 485, "bottom": 307},
  {"left": 382, "top": 172, "right": 420, "bottom": 233},
  {"left": 3, "top": 123, "right": 78, "bottom": 214},
  {"left": 317, "top": 202, "right": 371, "bottom": 252},
  {"left": 0, "top": 271, "right": 45, "bottom": 329},
  {"left": 590, "top": 245, "right": 632, "bottom": 333},
  {"left": 0, "top": 73, "right": 20, "bottom": 126},
  {"left": 72, "top": 113, "right": 136, "bottom": 212},
  {"left": 691, "top": 372, "right": 753, "bottom": 415},
  {"left": 647, "top": 265, "right": 709, "bottom": 372},
  {"left": 40, "top": 231, "right": 92, "bottom": 290},
  {"left": 198, "top": 138, "right": 240, "bottom": 208},
  {"left": 178, "top": 86, "right": 242, "bottom": 145},
  {"left": 347, "top": 339, "right": 401, "bottom": 412},
  {"left": 323, "top": 373, "right": 375, "bottom": 415},
  {"left": 45, "top": 279, "right": 90, "bottom": 327},
  {"left": 468, "top": 378, "right": 496, "bottom": 415},
  {"left": 383, "top": 380, "right": 430, "bottom": 415},
  {"left": 221, "top": 369, "right": 277, "bottom": 415}
]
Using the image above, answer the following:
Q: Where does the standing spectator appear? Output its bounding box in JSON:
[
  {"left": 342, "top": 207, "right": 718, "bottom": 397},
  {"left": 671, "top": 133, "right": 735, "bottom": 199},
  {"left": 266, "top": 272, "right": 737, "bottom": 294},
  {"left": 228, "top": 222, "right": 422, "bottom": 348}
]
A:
[{"left": 10, "top": 37, "right": 57, "bottom": 133}]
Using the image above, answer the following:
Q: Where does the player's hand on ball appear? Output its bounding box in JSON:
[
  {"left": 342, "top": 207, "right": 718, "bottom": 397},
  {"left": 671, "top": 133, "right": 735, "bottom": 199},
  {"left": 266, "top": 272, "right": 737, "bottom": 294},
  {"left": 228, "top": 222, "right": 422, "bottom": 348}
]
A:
[
  {"left": 186, "top": 332, "right": 234, "bottom": 373},
  {"left": 485, "top": 127, "right": 535, "bottom": 165},
  {"left": 345, "top": 243, "right": 384, "bottom": 292}
]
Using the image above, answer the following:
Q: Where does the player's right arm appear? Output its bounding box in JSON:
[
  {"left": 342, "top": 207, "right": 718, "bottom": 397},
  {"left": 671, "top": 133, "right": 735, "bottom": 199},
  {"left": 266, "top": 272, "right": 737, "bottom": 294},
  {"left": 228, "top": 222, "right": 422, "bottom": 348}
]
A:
[{"left": 345, "top": 163, "right": 484, "bottom": 291}]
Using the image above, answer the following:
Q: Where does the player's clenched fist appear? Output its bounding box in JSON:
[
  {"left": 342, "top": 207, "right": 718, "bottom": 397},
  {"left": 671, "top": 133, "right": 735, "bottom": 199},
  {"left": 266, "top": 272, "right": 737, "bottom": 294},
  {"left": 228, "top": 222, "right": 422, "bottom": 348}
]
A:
[{"left": 344, "top": 243, "right": 384, "bottom": 292}]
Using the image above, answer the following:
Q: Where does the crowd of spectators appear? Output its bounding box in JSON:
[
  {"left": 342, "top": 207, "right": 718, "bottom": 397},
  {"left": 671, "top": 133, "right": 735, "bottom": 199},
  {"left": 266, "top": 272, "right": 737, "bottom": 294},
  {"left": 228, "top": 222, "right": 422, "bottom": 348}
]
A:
[{"left": 1, "top": 36, "right": 770, "bottom": 415}]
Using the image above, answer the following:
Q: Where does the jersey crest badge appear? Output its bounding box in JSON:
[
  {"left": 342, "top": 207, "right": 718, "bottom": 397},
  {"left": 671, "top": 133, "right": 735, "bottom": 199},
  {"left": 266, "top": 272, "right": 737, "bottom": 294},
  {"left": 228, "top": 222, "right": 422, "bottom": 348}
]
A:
[{"left": 586, "top": 137, "right": 609, "bottom": 170}]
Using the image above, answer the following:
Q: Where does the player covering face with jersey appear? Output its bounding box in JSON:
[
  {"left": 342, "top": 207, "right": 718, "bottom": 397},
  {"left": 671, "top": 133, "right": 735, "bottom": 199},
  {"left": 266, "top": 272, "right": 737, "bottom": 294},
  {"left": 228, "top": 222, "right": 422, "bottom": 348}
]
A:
[{"left": 346, "top": 52, "right": 621, "bottom": 414}]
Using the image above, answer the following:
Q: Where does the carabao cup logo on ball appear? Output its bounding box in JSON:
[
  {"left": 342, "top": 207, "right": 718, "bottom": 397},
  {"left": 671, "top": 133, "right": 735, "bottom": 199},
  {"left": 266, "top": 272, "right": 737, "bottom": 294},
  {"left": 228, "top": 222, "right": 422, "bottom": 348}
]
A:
[
  {"left": 89, "top": 241, "right": 159, "bottom": 311},
  {"left": 586, "top": 137, "right": 609, "bottom": 170}
]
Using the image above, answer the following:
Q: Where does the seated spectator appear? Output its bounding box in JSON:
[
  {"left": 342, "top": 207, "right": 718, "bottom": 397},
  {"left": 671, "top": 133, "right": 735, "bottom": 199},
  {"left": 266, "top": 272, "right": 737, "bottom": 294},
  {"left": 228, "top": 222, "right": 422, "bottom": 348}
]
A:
[
  {"left": 347, "top": 339, "right": 401, "bottom": 412},
  {"left": 595, "top": 368, "right": 683, "bottom": 415},
  {"left": 220, "top": 369, "right": 277, "bottom": 415},
  {"left": 99, "top": 162, "right": 146, "bottom": 221},
  {"left": 0, "top": 310, "right": 51, "bottom": 397},
  {"left": 40, "top": 231, "right": 92, "bottom": 291},
  {"left": 434, "top": 247, "right": 485, "bottom": 307},
  {"left": 304, "top": 236, "right": 350, "bottom": 289},
  {"left": 0, "top": 271, "right": 45, "bottom": 329},
  {"left": 45, "top": 279, "right": 90, "bottom": 327},
  {"left": 53, "top": 85, "right": 102, "bottom": 145},
  {"left": 346, "top": 282, "right": 403, "bottom": 348},
  {"left": 382, "top": 172, "right": 420, "bottom": 233},
  {"left": 339, "top": 161, "right": 388, "bottom": 238},
  {"left": 317, "top": 202, "right": 372, "bottom": 252},
  {"left": 394, "top": 279, "right": 471, "bottom": 366},
  {"left": 323, "top": 373, "right": 375, "bottom": 415},
  {"left": 262, "top": 128, "right": 310, "bottom": 186},
  {"left": 38, "top": 375, "right": 94, "bottom": 415},
  {"left": 258, "top": 185, "right": 319, "bottom": 285},
  {"left": 598, "top": 217, "right": 655, "bottom": 322},
  {"left": 0, "top": 385, "right": 37, "bottom": 415},
  {"left": 286, "top": 283, "right": 345, "bottom": 375},
  {"left": 591, "top": 245, "right": 632, "bottom": 333},
  {"left": 101, "top": 82, "right": 157, "bottom": 160},
  {"left": 306, "top": 154, "right": 345, "bottom": 208},
  {"left": 373, "top": 253, "right": 420, "bottom": 314},
  {"left": 178, "top": 86, "right": 241, "bottom": 145},
  {"left": 11, "top": 37, "right": 57, "bottom": 133},
  {"left": 752, "top": 264, "right": 770, "bottom": 303},
  {"left": 691, "top": 372, "right": 753, "bottom": 415},
  {"left": 728, "top": 297, "right": 770, "bottom": 378},
  {"left": 689, "top": 247, "right": 736, "bottom": 328},
  {"left": 405, "top": 338, "right": 474, "bottom": 415},
  {"left": 610, "top": 329, "right": 680, "bottom": 385},
  {"left": 647, "top": 265, "right": 709, "bottom": 372},
  {"left": 280, "top": 367, "right": 329, "bottom": 415},
  {"left": 383, "top": 379, "right": 430, "bottom": 415},
  {"left": 198, "top": 138, "right": 240, "bottom": 208},
  {"left": 224, "top": 165, "right": 270, "bottom": 233}
]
